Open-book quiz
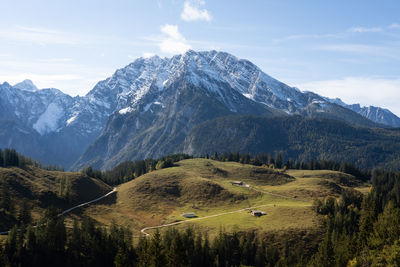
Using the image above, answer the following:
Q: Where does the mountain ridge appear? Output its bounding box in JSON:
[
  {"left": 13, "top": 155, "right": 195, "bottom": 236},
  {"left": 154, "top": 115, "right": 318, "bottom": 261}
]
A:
[{"left": 1, "top": 50, "right": 399, "bottom": 170}]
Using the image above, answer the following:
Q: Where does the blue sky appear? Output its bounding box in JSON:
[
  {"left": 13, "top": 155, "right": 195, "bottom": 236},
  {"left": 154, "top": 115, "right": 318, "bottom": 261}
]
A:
[{"left": 1, "top": 0, "right": 400, "bottom": 114}]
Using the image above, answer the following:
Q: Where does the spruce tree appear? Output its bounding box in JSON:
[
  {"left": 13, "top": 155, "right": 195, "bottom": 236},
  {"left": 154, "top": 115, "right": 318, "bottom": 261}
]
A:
[
  {"left": 275, "top": 153, "right": 283, "bottom": 169},
  {"left": 149, "top": 229, "right": 165, "bottom": 267},
  {"left": 0, "top": 149, "right": 4, "bottom": 167},
  {"left": 114, "top": 247, "right": 131, "bottom": 267},
  {"left": 167, "top": 233, "right": 186, "bottom": 267},
  {"left": 17, "top": 200, "right": 32, "bottom": 225}
]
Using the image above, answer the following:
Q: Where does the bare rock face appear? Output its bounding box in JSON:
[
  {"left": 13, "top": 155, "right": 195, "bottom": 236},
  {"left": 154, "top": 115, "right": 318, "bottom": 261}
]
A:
[{"left": 1, "top": 50, "right": 399, "bottom": 170}]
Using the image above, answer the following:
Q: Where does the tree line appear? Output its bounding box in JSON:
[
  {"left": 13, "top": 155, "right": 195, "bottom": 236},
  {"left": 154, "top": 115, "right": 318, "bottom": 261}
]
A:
[
  {"left": 81, "top": 154, "right": 192, "bottom": 186},
  {"left": 206, "top": 152, "right": 370, "bottom": 181},
  {"left": 2, "top": 150, "right": 400, "bottom": 265},
  {"left": 0, "top": 148, "right": 64, "bottom": 171},
  {"left": 84, "top": 151, "right": 370, "bottom": 187},
  {"left": 2, "top": 168, "right": 399, "bottom": 266},
  {"left": 0, "top": 210, "right": 307, "bottom": 267},
  {"left": 309, "top": 169, "right": 400, "bottom": 266}
]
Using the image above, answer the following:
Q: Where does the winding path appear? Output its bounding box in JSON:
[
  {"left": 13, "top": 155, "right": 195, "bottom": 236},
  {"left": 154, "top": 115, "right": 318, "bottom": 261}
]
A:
[
  {"left": 139, "top": 184, "right": 309, "bottom": 236},
  {"left": 60, "top": 187, "right": 117, "bottom": 216},
  {"left": 140, "top": 203, "right": 275, "bottom": 236},
  {"left": 0, "top": 187, "right": 117, "bottom": 235},
  {"left": 1, "top": 182, "right": 308, "bottom": 237}
]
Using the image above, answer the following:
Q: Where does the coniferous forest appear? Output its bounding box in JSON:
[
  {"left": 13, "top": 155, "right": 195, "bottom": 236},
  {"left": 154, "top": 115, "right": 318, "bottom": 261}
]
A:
[
  {"left": 1, "top": 1, "right": 399, "bottom": 266},
  {"left": 1, "top": 150, "right": 400, "bottom": 266},
  {"left": 1, "top": 168, "right": 400, "bottom": 266}
]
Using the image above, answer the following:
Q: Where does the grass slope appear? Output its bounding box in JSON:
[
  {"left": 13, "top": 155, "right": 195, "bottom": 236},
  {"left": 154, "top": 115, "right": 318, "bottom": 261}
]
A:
[
  {"left": 0, "top": 166, "right": 111, "bottom": 231},
  {"left": 79, "top": 158, "right": 368, "bottom": 237}
]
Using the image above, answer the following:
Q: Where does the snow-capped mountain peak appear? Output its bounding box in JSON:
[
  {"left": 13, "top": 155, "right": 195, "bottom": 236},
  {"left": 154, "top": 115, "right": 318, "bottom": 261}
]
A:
[
  {"left": 2, "top": 50, "right": 400, "bottom": 170},
  {"left": 13, "top": 79, "right": 38, "bottom": 91},
  {"left": 81, "top": 50, "right": 400, "bottom": 127},
  {"left": 325, "top": 97, "right": 400, "bottom": 127}
]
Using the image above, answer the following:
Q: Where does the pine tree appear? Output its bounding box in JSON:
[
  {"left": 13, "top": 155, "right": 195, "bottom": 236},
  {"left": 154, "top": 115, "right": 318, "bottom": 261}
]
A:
[
  {"left": 114, "top": 247, "right": 131, "bottom": 267},
  {"left": 202, "top": 233, "right": 211, "bottom": 267},
  {"left": 255, "top": 243, "right": 266, "bottom": 267},
  {"left": 137, "top": 237, "right": 150, "bottom": 267},
  {"left": 17, "top": 200, "right": 32, "bottom": 225},
  {"left": 149, "top": 229, "right": 165, "bottom": 267},
  {"left": 0, "top": 149, "right": 4, "bottom": 167},
  {"left": 0, "top": 185, "right": 14, "bottom": 215},
  {"left": 4, "top": 149, "right": 19, "bottom": 167},
  {"left": 275, "top": 153, "right": 283, "bottom": 169},
  {"left": 167, "top": 233, "right": 186, "bottom": 267},
  {"left": 193, "top": 232, "right": 203, "bottom": 267},
  {"left": 24, "top": 225, "right": 36, "bottom": 264}
]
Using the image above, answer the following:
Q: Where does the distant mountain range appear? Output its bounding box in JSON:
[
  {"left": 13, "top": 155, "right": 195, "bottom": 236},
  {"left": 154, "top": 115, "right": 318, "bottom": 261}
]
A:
[{"left": 1, "top": 50, "right": 400, "bottom": 170}]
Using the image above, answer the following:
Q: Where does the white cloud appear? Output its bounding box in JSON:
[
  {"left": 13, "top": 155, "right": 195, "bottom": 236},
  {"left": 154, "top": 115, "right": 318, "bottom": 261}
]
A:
[
  {"left": 159, "top": 24, "right": 191, "bottom": 54},
  {"left": 318, "top": 44, "right": 381, "bottom": 53},
  {"left": 142, "top": 53, "right": 155, "bottom": 58},
  {"left": 317, "top": 43, "right": 400, "bottom": 60},
  {"left": 0, "top": 73, "right": 81, "bottom": 87},
  {"left": 181, "top": 0, "right": 212, "bottom": 22},
  {"left": 296, "top": 77, "right": 400, "bottom": 116},
  {"left": 0, "top": 59, "right": 113, "bottom": 96},
  {"left": 0, "top": 25, "right": 81, "bottom": 45},
  {"left": 348, "top": 26, "right": 383, "bottom": 33},
  {"left": 389, "top": 23, "right": 400, "bottom": 29},
  {"left": 273, "top": 33, "right": 344, "bottom": 43},
  {"left": 161, "top": 24, "right": 184, "bottom": 40},
  {"left": 39, "top": 58, "right": 73, "bottom": 63}
]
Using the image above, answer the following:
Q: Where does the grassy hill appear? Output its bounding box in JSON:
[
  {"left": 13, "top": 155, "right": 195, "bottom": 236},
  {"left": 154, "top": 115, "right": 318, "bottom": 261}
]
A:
[
  {"left": 77, "top": 158, "right": 369, "bottom": 237},
  {"left": 0, "top": 166, "right": 111, "bottom": 231}
]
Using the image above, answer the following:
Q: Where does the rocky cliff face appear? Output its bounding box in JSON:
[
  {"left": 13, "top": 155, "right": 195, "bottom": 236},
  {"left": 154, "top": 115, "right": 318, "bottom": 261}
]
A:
[{"left": 1, "top": 50, "right": 399, "bottom": 169}]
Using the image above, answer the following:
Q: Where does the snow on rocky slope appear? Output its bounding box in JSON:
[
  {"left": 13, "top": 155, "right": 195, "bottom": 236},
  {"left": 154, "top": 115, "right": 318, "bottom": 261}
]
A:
[{"left": 1, "top": 50, "right": 399, "bottom": 169}]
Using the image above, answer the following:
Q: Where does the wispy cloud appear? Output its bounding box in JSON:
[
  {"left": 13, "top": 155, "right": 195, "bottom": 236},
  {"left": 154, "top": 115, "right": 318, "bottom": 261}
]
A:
[
  {"left": 0, "top": 73, "right": 81, "bottom": 86},
  {"left": 159, "top": 24, "right": 191, "bottom": 54},
  {"left": 318, "top": 44, "right": 381, "bottom": 53},
  {"left": 296, "top": 77, "right": 400, "bottom": 116},
  {"left": 275, "top": 22, "right": 400, "bottom": 44},
  {"left": 0, "top": 25, "right": 81, "bottom": 45},
  {"left": 348, "top": 26, "right": 383, "bottom": 33},
  {"left": 389, "top": 23, "right": 400, "bottom": 29},
  {"left": 142, "top": 52, "right": 155, "bottom": 58},
  {"left": 181, "top": 0, "right": 212, "bottom": 22},
  {"left": 38, "top": 58, "right": 73, "bottom": 63},
  {"left": 272, "top": 33, "right": 344, "bottom": 43},
  {"left": 128, "top": 53, "right": 155, "bottom": 60},
  {"left": 0, "top": 25, "right": 140, "bottom": 47},
  {"left": 0, "top": 58, "right": 113, "bottom": 96},
  {"left": 317, "top": 43, "right": 400, "bottom": 60}
]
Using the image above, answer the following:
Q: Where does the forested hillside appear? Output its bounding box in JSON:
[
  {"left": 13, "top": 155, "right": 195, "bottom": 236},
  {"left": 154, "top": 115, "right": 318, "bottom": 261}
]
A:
[
  {"left": 183, "top": 115, "right": 400, "bottom": 170},
  {"left": 0, "top": 149, "right": 111, "bottom": 232},
  {"left": 0, "top": 167, "right": 399, "bottom": 266}
]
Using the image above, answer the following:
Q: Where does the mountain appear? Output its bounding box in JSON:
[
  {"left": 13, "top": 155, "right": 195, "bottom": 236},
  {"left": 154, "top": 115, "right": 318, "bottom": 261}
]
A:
[
  {"left": 183, "top": 115, "right": 400, "bottom": 170},
  {"left": 328, "top": 97, "right": 400, "bottom": 127},
  {"left": 72, "top": 51, "right": 282, "bottom": 170},
  {"left": 13, "top": 79, "right": 38, "bottom": 91},
  {"left": 1, "top": 50, "right": 400, "bottom": 170},
  {"left": 0, "top": 81, "right": 112, "bottom": 168},
  {"left": 73, "top": 50, "right": 385, "bottom": 170}
]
